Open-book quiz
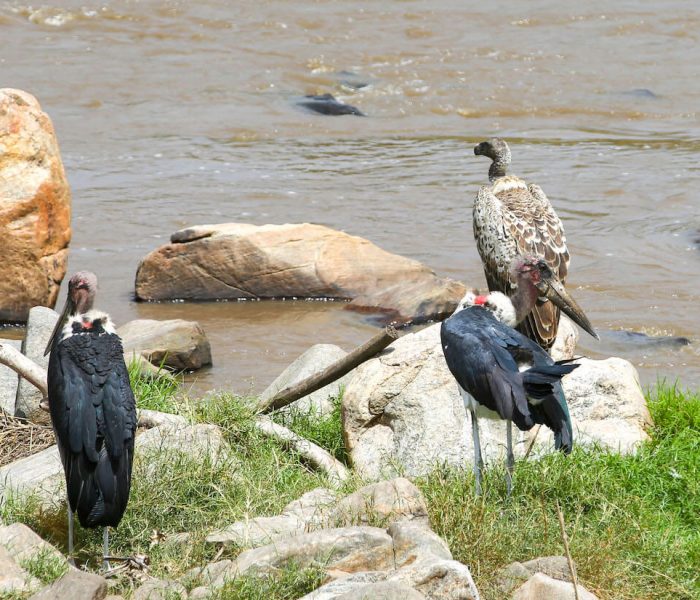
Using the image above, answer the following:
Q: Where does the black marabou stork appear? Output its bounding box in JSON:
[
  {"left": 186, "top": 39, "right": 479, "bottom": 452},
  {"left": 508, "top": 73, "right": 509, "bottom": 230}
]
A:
[
  {"left": 44, "top": 271, "right": 136, "bottom": 568},
  {"left": 441, "top": 256, "right": 588, "bottom": 495},
  {"left": 473, "top": 138, "right": 598, "bottom": 349}
]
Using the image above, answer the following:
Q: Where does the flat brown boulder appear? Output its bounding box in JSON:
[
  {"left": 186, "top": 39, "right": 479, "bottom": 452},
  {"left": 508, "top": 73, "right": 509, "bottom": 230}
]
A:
[
  {"left": 0, "top": 89, "right": 71, "bottom": 323},
  {"left": 134, "top": 223, "right": 445, "bottom": 303},
  {"left": 345, "top": 278, "right": 466, "bottom": 324}
]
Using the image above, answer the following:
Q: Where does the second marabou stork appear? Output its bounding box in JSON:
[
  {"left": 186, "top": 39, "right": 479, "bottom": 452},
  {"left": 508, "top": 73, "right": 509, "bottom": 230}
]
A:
[
  {"left": 44, "top": 271, "right": 137, "bottom": 568},
  {"left": 473, "top": 138, "right": 598, "bottom": 349},
  {"left": 441, "top": 256, "right": 592, "bottom": 495}
]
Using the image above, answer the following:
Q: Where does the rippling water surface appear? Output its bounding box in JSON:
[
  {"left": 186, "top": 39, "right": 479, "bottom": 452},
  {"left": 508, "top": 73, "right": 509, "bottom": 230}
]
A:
[{"left": 2, "top": 1, "right": 699, "bottom": 394}]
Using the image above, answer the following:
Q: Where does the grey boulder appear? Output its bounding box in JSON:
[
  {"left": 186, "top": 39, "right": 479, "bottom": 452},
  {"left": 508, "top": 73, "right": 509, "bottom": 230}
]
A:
[
  {"left": 260, "top": 344, "right": 348, "bottom": 417},
  {"left": 119, "top": 318, "right": 212, "bottom": 371}
]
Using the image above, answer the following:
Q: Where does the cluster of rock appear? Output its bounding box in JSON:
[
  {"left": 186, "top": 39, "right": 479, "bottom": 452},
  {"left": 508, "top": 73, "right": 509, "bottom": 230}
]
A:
[
  {"left": 0, "top": 305, "right": 212, "bottom": 422},
  {"left": 0, "top": 479, "right": 598, "bottom": 599},
  {"left": 263, "top": 324, "right": 651, "bottom": 481}
]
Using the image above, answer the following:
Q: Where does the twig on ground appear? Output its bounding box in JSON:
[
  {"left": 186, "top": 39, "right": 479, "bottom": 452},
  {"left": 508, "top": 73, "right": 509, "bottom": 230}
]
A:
[
  {"left": 556, "top": 500, "right": 580, "bottom": 600},
  {"left": 253, "top": 416, "right": 349, "bottom": 487},
  {"left": 523, "top": 424, "right": 541, "bottom": 460}
]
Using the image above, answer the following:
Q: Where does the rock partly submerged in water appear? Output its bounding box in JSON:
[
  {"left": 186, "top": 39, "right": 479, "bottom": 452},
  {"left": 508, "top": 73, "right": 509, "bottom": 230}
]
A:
[
  {"left": 118, "top": 318, "right": 212, "bottom": 371},
  {"left": 599, "top": 329, "right": 691, "bottom": 350},
  {"left": 0, "top": 89, "right": 72, "bottom": 323},
  {"left": 134, "top": 223, "right": 461, "bottom": 323},
  {"left": 296, "top": 93, "right": 365, "bottom": 116}
]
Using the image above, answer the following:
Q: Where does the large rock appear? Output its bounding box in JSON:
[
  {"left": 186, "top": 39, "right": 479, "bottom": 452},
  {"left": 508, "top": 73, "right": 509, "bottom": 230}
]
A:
[
  {"left": 0, "top": 339, "right": 21, "bottom": 415},
  {"left": 512, "top": 572, "right": 598, "bottom": 600},
  {"left": 0, "top": 89, "right": 71, "bottom": 323},
  {"left": 119, "top": 318, "right": 212, "bottom": 371},
  {"left": 327, "top": 478, "right": 428, "bottom": 527},
  {"left": 345, "top": 278, "right": 467, "bottom": 325},
  {"left": 201, "top": 527, "right": 394, "bottom": 593},
  {"left": 0, "top": 522, "right": 67, "bottom": 566},
  {"left": 29, "top": 569, "right": 107, "bottom": 600},
  {"left": 342, "top": 324, "right": 477, "bottom": 480},
  {"left": 134, "top": 223, "right": 451, "bottom": 304},
  {"left": 260, "top": 344, "right": 349, "bottom": 417},
  {"left": 337, "top": 581, "right": 426, "bottom": 599},
  {"left": 556, "top": 357, "right": 652, "bottom": 453},
  {"left": 0, "top": 545, "right": 39, "bottom": 595},
  {"left": 0, "top": 445, "right": 64, "bottom": 507},
  {"left": 15, "top": 306, "right": 57, "bottom": 422},
  {"left": 342, "top": 324, "right": 651, "bottom": 480},
  {"left": 205, "top": 487, "right": 336, "bottom": 547},
  {"left": 132, "top": 578, "right": 187, "bottom": 600}
]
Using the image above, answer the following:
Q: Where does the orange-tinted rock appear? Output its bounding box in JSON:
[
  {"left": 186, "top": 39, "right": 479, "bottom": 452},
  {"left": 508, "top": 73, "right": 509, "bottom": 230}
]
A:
[
  {"left": 135, "top": 223, "right": 443, "bottom": 303},
  {"left": 0, "top": 89, "right": 71, "bottom": 322}
]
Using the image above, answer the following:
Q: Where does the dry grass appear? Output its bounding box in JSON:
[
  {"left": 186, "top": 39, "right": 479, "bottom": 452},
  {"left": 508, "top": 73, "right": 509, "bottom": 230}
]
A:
[{"left": 0, "top": 412, "right": 55, "bottom": 467}]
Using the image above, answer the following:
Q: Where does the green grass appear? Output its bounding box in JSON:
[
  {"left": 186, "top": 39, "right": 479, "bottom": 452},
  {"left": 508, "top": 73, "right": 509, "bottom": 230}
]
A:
[
  {"left": 275, "top": 394, "right": 348, "bottom": 464},
  {"left": 210, "top": 564, "right": 326, "bottom": 600},
  {"left": 417, "top": 382, "right": 700, "bottom": 599},
  {"left": 20, "top": 547, "right": 68, "bottom": 585},
  {"left": 1, "top": 373, "right": 697, "bottom": 600},
  {"left": 128, "top": 360, "right": 182, "bottom": 414}
]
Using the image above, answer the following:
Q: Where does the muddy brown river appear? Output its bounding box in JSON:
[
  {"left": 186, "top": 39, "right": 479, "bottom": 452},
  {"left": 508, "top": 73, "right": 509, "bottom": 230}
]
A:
[{"left": 2, "top": 1, "right": 698, "bottom": 395}]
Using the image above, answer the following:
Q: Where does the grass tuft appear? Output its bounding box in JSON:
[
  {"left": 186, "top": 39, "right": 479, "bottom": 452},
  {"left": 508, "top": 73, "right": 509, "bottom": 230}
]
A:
[
  {"left": 417, "top": 382, "right": 700, "bottom": 600},
  {"left": 20, "top": 547, "right": 68, "bottom": 585}
]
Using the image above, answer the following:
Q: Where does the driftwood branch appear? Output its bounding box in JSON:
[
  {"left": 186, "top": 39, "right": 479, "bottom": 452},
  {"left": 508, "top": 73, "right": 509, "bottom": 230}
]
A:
[
  {"left": 257, "top": 326, "right": 399, "bottom": 413},
  {"left": 0, "top": 342, "right": 48, "bottom": 399},
  {"left": 253, "top": 416, "right": 349, "bottom": 488}
]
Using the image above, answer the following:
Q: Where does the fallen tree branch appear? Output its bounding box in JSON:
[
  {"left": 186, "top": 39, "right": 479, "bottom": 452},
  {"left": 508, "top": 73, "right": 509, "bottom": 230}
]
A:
[
  {"left": 253, "top": 416, "right": 349, "bottom": 488},
  {"left": 0, "top": 342, "right": 48, "bottom": 399},
  {"left": 257, "top": 325, "right": 399, "bottom": 413}
]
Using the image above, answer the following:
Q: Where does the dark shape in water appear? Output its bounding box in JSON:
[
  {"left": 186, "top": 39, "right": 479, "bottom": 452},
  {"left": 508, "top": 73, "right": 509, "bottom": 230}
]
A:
[
  {"left": 621, "top": 88, "right": 659, "bottom": 99},
  {"left": 297, "top": 93, "right": 366, "bottom": 116},
  {"left": 600, "top": 329, "right": 691, "bottom": 349},
  {"left": 336, "top": 70, "right": 373, "bottom": 91}
]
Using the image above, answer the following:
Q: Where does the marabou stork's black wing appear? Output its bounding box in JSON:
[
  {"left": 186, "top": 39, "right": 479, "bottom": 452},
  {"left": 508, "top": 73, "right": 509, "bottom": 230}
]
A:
[
  {"left": 441, "top": 306, "right": 577, "bottom": 451},
  {"left": 473, "top": 181, "right": 570, "bottom": 349},
  {"left": 440, "top": 306, "right": 536, "bottom": 431},
  {"left": 48, "top": 331, "right": 137, "bottom": 528}
]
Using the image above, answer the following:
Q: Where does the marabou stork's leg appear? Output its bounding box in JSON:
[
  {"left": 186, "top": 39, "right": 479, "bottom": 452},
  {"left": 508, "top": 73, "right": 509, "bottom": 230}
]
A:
[
  {"left": 103, "top": 528, "right": 110, "bottom": 571},
  {"left": 470, "top": 409, "right": 484, "bottom": 496},
  {"left": 505, "top": 419, "right": 515, "bottom": 497},
  {"left": 67, "top": 506, "right": 75, "bottom": 565}
]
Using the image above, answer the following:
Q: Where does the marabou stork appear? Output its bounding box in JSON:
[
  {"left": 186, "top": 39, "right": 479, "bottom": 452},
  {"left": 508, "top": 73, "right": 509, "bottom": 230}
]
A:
[
  {"left": 473, "top": 138, "right": 598, "bottom": 349},
  {"left": 44, "top": 272, "right": 136, "bottom": 568},
  {"left": 441, "top": 256, "right": 589, "bottom": 495}
]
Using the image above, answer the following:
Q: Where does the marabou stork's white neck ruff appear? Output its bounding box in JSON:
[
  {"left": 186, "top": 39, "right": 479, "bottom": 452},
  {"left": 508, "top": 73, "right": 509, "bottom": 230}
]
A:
[
  {"left": 472, "top": 137, "right": 598, "bottom": 350},
  {"left": 61, "top": 310, "right": 117, "bottom": 341},
  {"left": 46, "top": 271, "right": 136, "bottom": 570},
  {"left": 442, "top": 257, "right": 580, "bottom": 496}
]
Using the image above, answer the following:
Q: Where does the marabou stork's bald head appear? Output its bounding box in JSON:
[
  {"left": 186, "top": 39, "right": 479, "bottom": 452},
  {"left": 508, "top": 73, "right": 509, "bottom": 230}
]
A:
[
  {"left": 510, "top": 255, "right": 598, "bottom": 339},
  {"left": 44, "top": 271, "right": 99, "bottom": 356},
  {"left": 68, "top": 271, "right": 98, "bottom": 315}
]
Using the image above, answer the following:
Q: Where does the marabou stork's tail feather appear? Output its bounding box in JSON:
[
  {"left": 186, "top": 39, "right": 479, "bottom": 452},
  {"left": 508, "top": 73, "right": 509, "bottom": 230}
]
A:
[
  {"left": 65, "top": 445, "right": 133, "bottom": 528},
  {"left": 522, "top": 363, "right": 578, "bottom": 454}
]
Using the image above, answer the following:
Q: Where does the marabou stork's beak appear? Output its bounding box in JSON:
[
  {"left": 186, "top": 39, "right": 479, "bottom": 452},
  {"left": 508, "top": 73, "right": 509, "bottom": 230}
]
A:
[
  {"left": 44, "top": 295, "right": 75, "bottom": 356},
  {"left": 536, "top": 276, "right": 599, "bottom": 340}
]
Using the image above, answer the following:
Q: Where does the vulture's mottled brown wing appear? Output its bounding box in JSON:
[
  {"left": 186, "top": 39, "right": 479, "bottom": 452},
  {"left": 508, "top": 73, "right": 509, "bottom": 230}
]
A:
[{"left": 472, "top": 179, "right": 570, "bottom": 349}]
